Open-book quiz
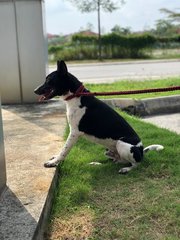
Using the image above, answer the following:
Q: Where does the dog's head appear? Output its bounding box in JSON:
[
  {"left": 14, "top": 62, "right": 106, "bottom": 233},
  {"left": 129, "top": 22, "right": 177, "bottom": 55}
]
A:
[{"left": 34, "top": 60, "right": 79, "bottom": 101}]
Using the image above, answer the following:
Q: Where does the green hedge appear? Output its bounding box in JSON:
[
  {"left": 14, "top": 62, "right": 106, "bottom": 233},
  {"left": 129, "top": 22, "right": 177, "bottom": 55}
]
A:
[
  {"left": 72, "top": 34, "right": 98, "bottom": 44},
  {"left": 101, "top": 33, "right": 156, "bottom": 58},
  {"left": 48, "top": 34, "right": 180, "bottom": 61}
]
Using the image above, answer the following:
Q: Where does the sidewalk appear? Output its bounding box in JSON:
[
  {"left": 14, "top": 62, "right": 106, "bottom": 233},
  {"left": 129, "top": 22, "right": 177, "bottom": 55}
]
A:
[
  {"left": 0, "top": 101, "right": 66, "bottom": 240},
  {"left": 143, "top": 113, "right": 180, "bottom": 134},
  {"left": 0, "top": 97, "right": 179, "bottom": 239}
]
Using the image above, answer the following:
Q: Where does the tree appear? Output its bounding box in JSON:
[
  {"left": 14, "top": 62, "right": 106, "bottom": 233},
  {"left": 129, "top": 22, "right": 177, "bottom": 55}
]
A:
[
  {"left": 155, "top": 19, "right": 175, "bottom": 36},
  {"left": 111, "top": 24, "right": 131, "bottom": 35},
  {"left": 79, "top": 22, "right": 94, "bottom": 32},
  {"left": 67, "top": 0, "right": 125, "bottom": 59},
  {"left": 160, "top": 8, "right": 180, "bottom": 23},
  {"left": 152, "top": 8, "right": 180, "bottom": 36}
]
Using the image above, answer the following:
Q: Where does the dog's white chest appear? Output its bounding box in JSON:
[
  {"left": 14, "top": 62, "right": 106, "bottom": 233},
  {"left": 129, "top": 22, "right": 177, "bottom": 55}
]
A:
[{"left": 66, "top": 98, "right": 86, "bottom": 128}]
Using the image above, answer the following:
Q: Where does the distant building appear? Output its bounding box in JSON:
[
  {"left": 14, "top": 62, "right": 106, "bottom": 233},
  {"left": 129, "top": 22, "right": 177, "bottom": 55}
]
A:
[
  {"left": 78, "top": 30, "right": 98, "bottom": 36},
  {"left": 47, "top": 31, "right": 98, "bottom": 45},
  {"left": 47, "top": 33, "right": 59, "bottom": 39}
]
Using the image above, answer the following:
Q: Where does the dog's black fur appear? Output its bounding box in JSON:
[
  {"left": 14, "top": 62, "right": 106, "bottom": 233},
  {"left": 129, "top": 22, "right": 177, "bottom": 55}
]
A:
[{"left": 34, "top": 60, "right": 163, "bottom": 173}]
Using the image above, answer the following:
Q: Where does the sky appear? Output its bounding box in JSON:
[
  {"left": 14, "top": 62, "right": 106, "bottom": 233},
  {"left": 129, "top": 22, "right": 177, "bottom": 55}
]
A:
[{"left": 44, "top": 0, "right": 180, "bottom": 35}]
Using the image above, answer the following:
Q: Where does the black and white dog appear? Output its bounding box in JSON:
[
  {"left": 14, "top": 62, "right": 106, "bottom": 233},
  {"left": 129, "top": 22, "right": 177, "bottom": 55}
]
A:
[{"left": 34, "top": 60, "right": 163, "bottom": 173}]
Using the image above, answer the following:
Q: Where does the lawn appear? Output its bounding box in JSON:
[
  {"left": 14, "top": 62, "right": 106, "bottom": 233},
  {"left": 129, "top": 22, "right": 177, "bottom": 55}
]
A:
[
  {"left": 45, "top": 111, "right": 180, "bottom": 240},
  {"left": 85, "top": 77, "right": 180, "bottom": 99}
]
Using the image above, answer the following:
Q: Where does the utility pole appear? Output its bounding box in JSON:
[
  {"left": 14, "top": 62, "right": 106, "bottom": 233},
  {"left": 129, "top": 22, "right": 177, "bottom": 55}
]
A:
[{"left": 97, "top": 0, "right": 102, "bottom": 60}]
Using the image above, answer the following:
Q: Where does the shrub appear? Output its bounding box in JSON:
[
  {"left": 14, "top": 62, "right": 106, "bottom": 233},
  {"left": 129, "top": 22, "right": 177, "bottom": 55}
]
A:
[{"left": 48, "top": 33, "right": 179, "bottom": 61}]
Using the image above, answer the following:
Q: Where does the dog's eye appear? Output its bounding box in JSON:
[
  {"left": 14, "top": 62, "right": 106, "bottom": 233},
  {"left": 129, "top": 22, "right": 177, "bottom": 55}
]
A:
[
  {"left": 46, "top": 79, "right": 52, "bottom": 86},
  {"left": 45, "top": 71, "right": 57, "bottom": 86}
]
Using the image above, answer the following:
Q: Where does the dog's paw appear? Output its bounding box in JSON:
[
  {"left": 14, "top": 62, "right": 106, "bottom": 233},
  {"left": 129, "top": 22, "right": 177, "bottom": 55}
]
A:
[
  {"left": 44, "top": 156, "right": 59, "bottom": 168},
  {"left": 105, "top": 149, "right": 115, "bottom": 159},
  {"left": 44, "top": 162, "right": 57, "bottom": 168},
  {"left": 89, "top": 162, "right": 102, "bottom": 165},
  {"left": 118, "top": 167, "right": 130, "bottom": 174},
  {"left": 105, "top": 149, "right": 122, "bottom": 163}
]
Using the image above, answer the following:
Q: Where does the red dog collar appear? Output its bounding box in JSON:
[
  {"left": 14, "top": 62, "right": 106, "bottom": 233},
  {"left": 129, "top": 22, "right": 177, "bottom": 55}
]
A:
[{"left": 64, "top": 84, "right": 85, "bottom": 101}]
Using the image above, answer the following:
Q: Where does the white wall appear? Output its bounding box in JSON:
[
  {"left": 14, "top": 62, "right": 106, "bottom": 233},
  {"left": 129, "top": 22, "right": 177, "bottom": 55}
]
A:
[
  {"left": 0, "top": 1, "right": 21, "bottom": 103},
  {"left": 0, "top": 0, "right": 47, "bottom": 103}
]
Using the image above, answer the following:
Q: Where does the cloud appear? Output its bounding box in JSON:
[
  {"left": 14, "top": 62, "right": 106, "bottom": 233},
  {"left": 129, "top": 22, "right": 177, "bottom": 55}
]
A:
[
  {"left": 45, "top": 0, "right": 73, "bottom": 14},
  {"left": 44, "top": 0, "right": 180, "bottom": 34}
]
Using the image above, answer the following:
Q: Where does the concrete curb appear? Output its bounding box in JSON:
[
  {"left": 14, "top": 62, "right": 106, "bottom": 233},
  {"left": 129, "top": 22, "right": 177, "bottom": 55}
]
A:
[
  {"left": 32, "top": 168, "right": 59, "bottom": 240},
  {"left": 49, "top": 59, "right": 180, "bottom": 68},
  {"left": 43, "top": 95, "right": 180, "bottom": 116},
  {"left": 103, "top": 95, "right": 180, "bottom": 116}
]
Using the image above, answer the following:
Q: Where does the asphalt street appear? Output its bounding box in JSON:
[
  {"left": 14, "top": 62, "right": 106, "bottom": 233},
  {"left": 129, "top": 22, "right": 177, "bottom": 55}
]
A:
[{"left": 49, "top": 59, "right": 180, "bottom": 83}]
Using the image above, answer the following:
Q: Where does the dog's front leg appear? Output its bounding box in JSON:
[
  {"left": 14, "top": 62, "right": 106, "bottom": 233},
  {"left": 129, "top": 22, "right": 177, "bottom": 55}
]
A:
[{"left": 44, "top": 131, "right": 81, "bottom": 168}]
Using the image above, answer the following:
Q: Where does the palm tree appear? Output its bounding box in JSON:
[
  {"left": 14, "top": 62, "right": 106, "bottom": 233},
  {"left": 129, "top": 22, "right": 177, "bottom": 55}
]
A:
[{"left": 160, "top": 8, "right": 180, "bottom": 23}]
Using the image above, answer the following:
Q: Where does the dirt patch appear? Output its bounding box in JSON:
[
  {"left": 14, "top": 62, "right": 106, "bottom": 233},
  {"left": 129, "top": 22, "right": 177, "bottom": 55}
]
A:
[{"left": 46, "top": 208, "right": 94, "bottom": 240}]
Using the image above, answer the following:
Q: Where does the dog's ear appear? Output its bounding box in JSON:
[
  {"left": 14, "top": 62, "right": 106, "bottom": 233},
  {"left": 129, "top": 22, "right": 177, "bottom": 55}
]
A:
[{"left": 57, "top": 60, "right": 68, "bottom": 75}]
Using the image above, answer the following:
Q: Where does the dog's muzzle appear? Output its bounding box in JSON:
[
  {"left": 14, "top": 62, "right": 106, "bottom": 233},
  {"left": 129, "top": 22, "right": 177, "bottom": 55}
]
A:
[{"left": 34, "top": 86, "right": 55, "bottom": 101}]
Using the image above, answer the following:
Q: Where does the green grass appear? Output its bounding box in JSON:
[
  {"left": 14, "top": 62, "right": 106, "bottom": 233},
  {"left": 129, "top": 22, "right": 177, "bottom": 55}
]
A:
[
  {"left": 85, "top": 77, "right": 180, "bottom": 99},
  {"left": 45, "top": 111, "right": 180, "bottom": 240}
]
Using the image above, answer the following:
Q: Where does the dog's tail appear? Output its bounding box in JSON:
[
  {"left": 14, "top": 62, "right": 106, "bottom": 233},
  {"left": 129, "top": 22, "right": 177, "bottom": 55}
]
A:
[{"left": 143, "top": 144, "right": 164, "bottom": 153}]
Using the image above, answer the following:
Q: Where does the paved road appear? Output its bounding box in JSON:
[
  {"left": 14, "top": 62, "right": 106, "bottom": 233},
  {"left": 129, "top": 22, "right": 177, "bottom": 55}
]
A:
[
  {"left": 143, "top": 113, "right": 180, "bottom": 134},
  {"left": 49, "top": 59, "right": 180, "bottom": 83}
]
